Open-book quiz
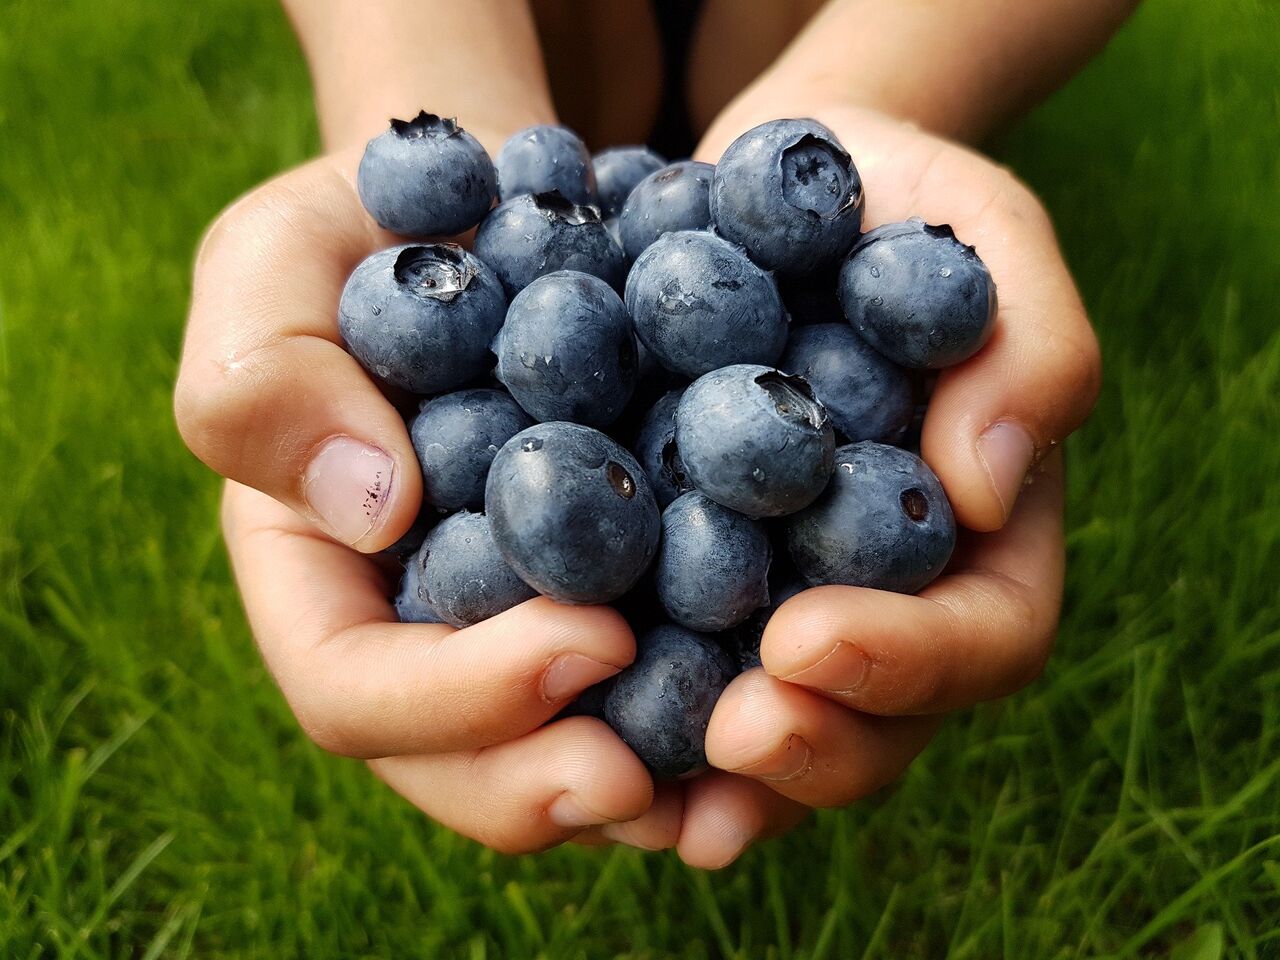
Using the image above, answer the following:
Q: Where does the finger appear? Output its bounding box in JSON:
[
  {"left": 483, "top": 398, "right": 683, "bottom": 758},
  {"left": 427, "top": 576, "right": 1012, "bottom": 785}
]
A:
[
  {"left": 676, "top": 770, "right": 808, "bottom": 870},
  {"left": 370, "top": 716, "right": 654, "bottom": 855},
  {"left": 224, "top": 482, "right": 635, "bottom": 758},
  {"left": 879, "top": 129, "right": 1100, "bottom": 532},
  {"left": 762, "top": 451, "right": 1065, "bottom": 715},
  {"left": 572, "top": 781, "right": 686, "bottom": 852},
  {"left": 706, "top": 671, "right": 939, "bottom": 809},
  {"left": 175, "top": 148, "right": 422, "bottom": 552}
]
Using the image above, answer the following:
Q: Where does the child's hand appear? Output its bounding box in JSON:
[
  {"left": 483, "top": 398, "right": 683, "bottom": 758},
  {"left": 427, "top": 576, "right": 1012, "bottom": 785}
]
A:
[
  {"left": 176, "top": 152, "right": 666, "bottom": 854},
  {"left": 693, "top": 102, "right": 1100, "bottom": 815}
]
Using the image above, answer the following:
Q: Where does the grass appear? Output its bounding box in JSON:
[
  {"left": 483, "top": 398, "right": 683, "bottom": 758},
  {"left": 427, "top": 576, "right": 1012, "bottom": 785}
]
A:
[{"left": 1, "top": 0, "right": 1279, "bottom": 956}]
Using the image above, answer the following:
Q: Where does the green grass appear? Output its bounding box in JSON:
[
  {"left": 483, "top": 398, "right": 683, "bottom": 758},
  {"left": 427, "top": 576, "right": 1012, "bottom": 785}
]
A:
[{"left": 2, "top": 0, "right": 1279, "bottom": 956}]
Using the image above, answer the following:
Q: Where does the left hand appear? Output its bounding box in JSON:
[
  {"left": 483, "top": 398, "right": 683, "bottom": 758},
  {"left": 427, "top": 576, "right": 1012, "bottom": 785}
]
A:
[{"left": 599, "top": 94, "right": 1100, "bottom": 867}]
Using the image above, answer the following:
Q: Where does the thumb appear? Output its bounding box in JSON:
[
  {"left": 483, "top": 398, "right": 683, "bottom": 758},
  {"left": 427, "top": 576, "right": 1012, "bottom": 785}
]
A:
[
  {"left": 175, "top": 151, "right": 422, "bottom": 551},
  {"left": 921, "top": 193, "right": 1101, "bottom": 532}
]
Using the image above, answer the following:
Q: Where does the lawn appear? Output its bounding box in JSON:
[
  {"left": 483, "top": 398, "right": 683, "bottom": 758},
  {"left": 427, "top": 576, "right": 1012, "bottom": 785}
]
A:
[{"left": 2, "top": 0, "right": 1279, "bottom": 956}]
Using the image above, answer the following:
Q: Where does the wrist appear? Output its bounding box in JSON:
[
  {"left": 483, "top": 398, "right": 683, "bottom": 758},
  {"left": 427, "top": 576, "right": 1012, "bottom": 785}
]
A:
[
  {"left": 715, "top": 0, "right": 1137, "bottom": 145},
  {"left": 284, "top": 0, "right": 557, "bottom": 155}
]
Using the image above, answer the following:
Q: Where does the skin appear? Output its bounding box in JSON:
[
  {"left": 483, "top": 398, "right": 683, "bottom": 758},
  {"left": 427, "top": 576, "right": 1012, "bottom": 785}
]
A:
[{"left": 176, "top": 0, "right": 1120, "bottom": 869}]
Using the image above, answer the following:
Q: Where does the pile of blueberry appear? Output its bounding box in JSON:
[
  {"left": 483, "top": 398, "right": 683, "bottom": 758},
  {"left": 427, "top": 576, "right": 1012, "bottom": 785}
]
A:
[{"left": 341, "top": 111, "right": 996, "bottom": 780}]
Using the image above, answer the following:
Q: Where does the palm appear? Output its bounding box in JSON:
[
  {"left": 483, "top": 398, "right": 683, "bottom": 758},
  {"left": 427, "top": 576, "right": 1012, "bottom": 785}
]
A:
[{"left": 667, "top": 101, "right": 1100, "bottom": 833}]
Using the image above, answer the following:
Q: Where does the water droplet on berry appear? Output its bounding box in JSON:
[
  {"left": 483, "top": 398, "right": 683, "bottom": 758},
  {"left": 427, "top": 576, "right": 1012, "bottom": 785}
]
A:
[{"left": 521, "top": 438, "right": 543, "bottom": 452}]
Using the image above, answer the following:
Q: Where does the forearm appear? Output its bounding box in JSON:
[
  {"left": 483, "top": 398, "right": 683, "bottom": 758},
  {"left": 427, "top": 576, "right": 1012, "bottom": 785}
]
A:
[
  {"left": 283, "top": 0, "right": 556, "bottom": 152},
  {"left": 756, "top": 0, "right": 1139, "bottom": 141}
]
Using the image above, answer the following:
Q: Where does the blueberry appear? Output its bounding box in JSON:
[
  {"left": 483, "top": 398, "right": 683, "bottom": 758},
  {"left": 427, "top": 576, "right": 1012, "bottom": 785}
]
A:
[
  {"left": 485, "top": 422, "right": 660, "bottom": 603},
  {"left": 785, "top": 441, "right": 956, "bottom": 593},
  {"left": 624, "top": 231, "right": 788, "bottom": 378},
  {"left": 410, "top": 389, "right": 535, "bottom": 511},
  {"left": 838, "top": 218, "right": 998, "bottom": 368},
  {"left": 338, "top": 244, "right": 507, "bottom": 394},
  {"left": 592, "top": 146, "right": 667, "bottom": 219},
  {"left": 495, "top": 125, "right": 596, "bottom": 206},
  {"left": 603, "top": 625, "right": 737, "bottom": 779},
  {"left": 494, "top": 271, "right": 637, "bottom": 427},
  {"left": 631, "top": 388, "right": 693, "bottom": 508},
  {"left": 357, "top": 112, "right": 496, "bottom": 237},
  {"left": 731, "top": 577, "right": 807, "bottom": 670},
  {"left": 408, "top": 511, "right": 538, "bottom": 628},
  {"left": 710, "top": 118, "right": 863, "bottom": 275},
  {"left": 617, "top": 160, "right": 714, "bottom": 260},
  {"left": 654, "top": 492, "right": 772, "bottom": 632},
  {"left": 676, "top": 365, "right": 835, "bottom": 518},
  {"left": 472, "top": 192, "right": 626, "bottom": 297},
  {"left": 778, "top": 323, "right": 913, "bottom": 443},
  {"left": 394, "top": 552, "right": 445, "bottom": 624}
]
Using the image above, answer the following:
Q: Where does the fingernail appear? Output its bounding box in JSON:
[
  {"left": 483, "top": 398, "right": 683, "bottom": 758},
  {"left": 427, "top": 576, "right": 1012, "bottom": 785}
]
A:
[
  {"left": 542, "top": 654, "right": 622, "bottom": 702},
  {"left": 303, "top": 436, "right": 395, "bottom": 546},
  {"left": 548, "top": 792, "right": 614, "bottom": 829},
  {"left": 730, "top": 734, "right": 813, "bottom": 782},
  {"left": 781, "top": 642, "right": 872, "bottom": 695},
  {"left": 976, "top": 421, "right": 1036, "bottom": 522}
]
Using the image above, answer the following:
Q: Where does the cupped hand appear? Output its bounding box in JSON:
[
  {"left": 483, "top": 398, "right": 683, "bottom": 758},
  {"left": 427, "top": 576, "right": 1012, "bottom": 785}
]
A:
[
  {"left": 175, "top": 148, "right": 654, "bottom": 854},
  {"left": 175, "top": 95, "right": 1100, "bottom": 868},
  {"left": 692, "top": 99, "right": 1100, "bottom": 820},
  {"left": 174, "top": 147, "right": 797, "bottom": 865}
]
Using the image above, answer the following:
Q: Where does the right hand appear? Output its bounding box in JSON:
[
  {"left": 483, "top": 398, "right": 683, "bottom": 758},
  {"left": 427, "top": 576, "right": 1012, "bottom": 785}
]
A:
[{"left": 175, "top": 151, "right": 805, "bottom": 863}]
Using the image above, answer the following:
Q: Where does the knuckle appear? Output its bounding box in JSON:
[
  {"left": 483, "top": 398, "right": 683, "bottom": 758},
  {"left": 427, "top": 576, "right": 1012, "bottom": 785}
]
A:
[
  {"left": 195, "top": 177, "right": 311, "bottom": 274},
  {"left": 292, "top": 699, "right": 361, "bottom": 758},
  {"left": 981, "top": 573, "right": 1056, "bottom": 697},
  {"left": 1050, "top": 320, "right": 1103, "bottom": 424},
  {"left": 1071, "top": 323, "right": 1104, "bottom": 406},
  {"left": 193, "top": 198, "right": 243, "bottom": 273},
  {"left": 173, "top": 346, "right": 268, "bottom": 474},
  {"left": 172, "top": 365, "right": 226, "bottom": 466},
  {"left": 1013, "top": 624, "right": 1059, "bottom": 692},
  {"left": 281, "top": 643, "right": 382, "bottom": 759}
]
